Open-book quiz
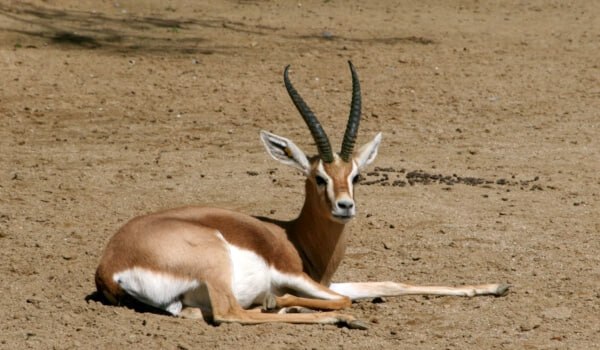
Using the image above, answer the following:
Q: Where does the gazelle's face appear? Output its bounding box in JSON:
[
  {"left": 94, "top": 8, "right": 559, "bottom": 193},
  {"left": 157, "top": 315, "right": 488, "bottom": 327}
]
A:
[
  {"left": 261, "top": 130, "right": 381, "bottom": 225},
  {"left": 309, "top": 156, "right": 360, "bottom": 224}
]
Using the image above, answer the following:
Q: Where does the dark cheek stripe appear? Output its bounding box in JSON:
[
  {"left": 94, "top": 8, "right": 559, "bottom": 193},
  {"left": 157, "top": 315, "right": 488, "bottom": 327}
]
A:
[{"left": 324, "top": 193, "right": 333, "bottom": 206}]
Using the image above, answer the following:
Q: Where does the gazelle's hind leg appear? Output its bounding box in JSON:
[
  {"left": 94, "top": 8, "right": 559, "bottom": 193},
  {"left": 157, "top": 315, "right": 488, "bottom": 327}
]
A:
[{"left": 329, "top": 281, "right": 510, "bottom": 300}]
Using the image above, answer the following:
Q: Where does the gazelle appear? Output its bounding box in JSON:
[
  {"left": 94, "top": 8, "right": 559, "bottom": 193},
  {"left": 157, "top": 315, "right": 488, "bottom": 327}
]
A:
[{"left": 95, "top": 62, "right": 508, "bottom": 329}]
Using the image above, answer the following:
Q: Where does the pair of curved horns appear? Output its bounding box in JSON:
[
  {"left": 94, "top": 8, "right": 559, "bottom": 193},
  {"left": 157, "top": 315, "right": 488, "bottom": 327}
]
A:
[{"left": 283, "top": 61, "right": 361, "bottom": 163}]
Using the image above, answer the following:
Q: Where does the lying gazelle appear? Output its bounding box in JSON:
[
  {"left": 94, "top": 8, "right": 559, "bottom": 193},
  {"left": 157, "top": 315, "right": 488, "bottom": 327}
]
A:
[{"left": 95, "top": 62, "right": 508, "bottom": 329}]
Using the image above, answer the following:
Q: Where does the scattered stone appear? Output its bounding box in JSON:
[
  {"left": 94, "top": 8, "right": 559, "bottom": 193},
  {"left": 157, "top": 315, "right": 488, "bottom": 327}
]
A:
[
  {"left": 518, "top": 315, "right": 541, "bottom": 332},
  {"left": 26, "top": 298, "right": 42, "bottom": 307},
  {"left": 392, "top": 180, "right": 406, "bottom": 187},
  {"left": 358, "top": 167, "right": 545, "bottom": 191},
  {"left": 542, "top": 306, "right": 572, "bottom": 320}
]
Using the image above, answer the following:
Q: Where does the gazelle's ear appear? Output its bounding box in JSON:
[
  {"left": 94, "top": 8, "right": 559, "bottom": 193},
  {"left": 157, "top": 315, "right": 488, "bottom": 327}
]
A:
[
  {"left": 260, "top": 130, "right": 311, "bottom": 174},
  {"left": 354, "top": 132, "right": 382, "bottom": 170}
]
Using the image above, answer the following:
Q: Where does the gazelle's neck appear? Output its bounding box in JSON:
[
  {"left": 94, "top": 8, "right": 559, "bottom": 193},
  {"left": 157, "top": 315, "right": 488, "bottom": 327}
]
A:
[{"left": 287, "top": 182, "right": 349, "bottom": 286}]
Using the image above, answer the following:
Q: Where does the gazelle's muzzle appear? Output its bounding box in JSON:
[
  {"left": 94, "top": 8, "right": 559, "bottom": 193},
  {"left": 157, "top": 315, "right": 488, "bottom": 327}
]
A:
[{"left": 332, "top": 194, "right": 356, "bottom": 222}]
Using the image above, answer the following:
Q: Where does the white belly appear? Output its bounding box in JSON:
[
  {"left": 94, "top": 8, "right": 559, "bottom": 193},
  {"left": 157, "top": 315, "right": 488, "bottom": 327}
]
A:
[
  {"left": 227, "top": 243, "right": 272, "bottom": 308},
  {"left": 113, "top": 267, "right": 200, "bottom": 315}
]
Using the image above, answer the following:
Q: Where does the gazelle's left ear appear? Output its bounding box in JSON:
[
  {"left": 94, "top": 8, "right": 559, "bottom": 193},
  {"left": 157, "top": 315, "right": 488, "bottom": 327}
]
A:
[
  {"left": 354, "top": 132, "right": 382, "bottom": 170},
  {"left": 260, "top": 130, "right": 311, "bottom": 175}
]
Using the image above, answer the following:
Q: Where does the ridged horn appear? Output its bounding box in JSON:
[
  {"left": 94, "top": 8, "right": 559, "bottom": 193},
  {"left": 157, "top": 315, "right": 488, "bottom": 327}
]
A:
[
  {"left": 339, "top": 61, "right": 361, "bottom": 162},
  {"left": 284, "top": 65, "right": 334, "bottom": 163}
]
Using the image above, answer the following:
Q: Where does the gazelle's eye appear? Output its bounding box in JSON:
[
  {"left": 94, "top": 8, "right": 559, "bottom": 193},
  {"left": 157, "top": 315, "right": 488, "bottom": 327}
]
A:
[
  {"left": 315, "top": 175, "right": 327, "bottom": 186},
  {"left": 352, "top": 174, "right": 361, "bottom": 184}
]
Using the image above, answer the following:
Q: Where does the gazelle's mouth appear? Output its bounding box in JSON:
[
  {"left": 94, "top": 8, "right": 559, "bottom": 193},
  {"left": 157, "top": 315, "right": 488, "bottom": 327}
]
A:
[{"left": 332, "top": 213, "right": 354, "bottom": 223}]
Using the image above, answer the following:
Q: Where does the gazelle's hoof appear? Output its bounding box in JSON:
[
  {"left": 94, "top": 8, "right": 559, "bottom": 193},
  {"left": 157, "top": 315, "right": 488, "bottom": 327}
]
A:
[
  {"left": 278, "top": 306, "right": 315, "bottom": 314},
  {"left": 495, "top": 284, "right": 510, "bottom": 296},
  {"left": 178, "top": 307, "right": 204, "bottom": 320},
  {"left": 262, "top": 294, "right": 277, "bottom": 311},
  {"left": 345, "top": 319, "right": 369, "bottom": 330}
]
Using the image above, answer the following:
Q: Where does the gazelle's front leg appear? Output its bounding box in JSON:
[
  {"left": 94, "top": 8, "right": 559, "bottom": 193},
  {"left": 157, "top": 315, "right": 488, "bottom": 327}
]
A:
[
  {"left": 269, "top": 271, "right": 353, "bottom": 310},
  {"left": 262, "top": 293, "right": 351, "bottom": 312},
  {"left": 329, "top": 282, "right": 509, "bottom": 300},
  {"left": 205, "top": 280, "right": 367, "bottom": 329}
]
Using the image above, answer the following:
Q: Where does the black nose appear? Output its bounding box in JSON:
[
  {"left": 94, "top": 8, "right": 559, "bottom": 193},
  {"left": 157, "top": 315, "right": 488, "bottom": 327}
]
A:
[{"left": 337, "top": 200, "right": 354, "bottom": 210}]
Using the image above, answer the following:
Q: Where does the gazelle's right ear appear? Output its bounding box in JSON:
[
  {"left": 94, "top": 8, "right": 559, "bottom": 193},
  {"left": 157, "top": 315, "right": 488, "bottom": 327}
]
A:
[{"left": 260, "top": 130, "right": 310, "bottom": 175}]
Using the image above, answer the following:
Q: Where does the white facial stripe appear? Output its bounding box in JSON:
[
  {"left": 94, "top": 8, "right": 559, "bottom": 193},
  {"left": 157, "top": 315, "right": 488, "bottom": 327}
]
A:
[
  {"left": 347, "top": 161, "right": 359, "bottom": 197},
  {"left": 316, "top": 160, "right": 336, "bottom": 205}
]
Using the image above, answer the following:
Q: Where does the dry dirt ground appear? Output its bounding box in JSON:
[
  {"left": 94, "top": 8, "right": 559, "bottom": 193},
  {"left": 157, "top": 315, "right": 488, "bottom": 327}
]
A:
[{"left": 1, "top": 1, "right": 599, "bottom": 349}]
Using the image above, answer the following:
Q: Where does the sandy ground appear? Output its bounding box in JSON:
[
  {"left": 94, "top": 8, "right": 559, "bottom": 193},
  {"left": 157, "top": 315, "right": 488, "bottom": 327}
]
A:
[{"left": 1, "top": 0, "right": 599, "bottom": 348}]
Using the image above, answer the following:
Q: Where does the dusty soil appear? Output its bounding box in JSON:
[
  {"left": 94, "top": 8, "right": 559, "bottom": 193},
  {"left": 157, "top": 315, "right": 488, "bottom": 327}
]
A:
[{"left": 1, "top": 0, "right": 599, "bottom": 348}]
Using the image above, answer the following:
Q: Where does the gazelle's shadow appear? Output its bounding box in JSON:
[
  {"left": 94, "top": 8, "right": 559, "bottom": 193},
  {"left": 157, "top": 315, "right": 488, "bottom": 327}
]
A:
[
  {"left": 85, "top": 291, "right": 171, "bottom": 316},
  {"left": 85, "top": 290, "right": 218, "bottom": 324}
]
